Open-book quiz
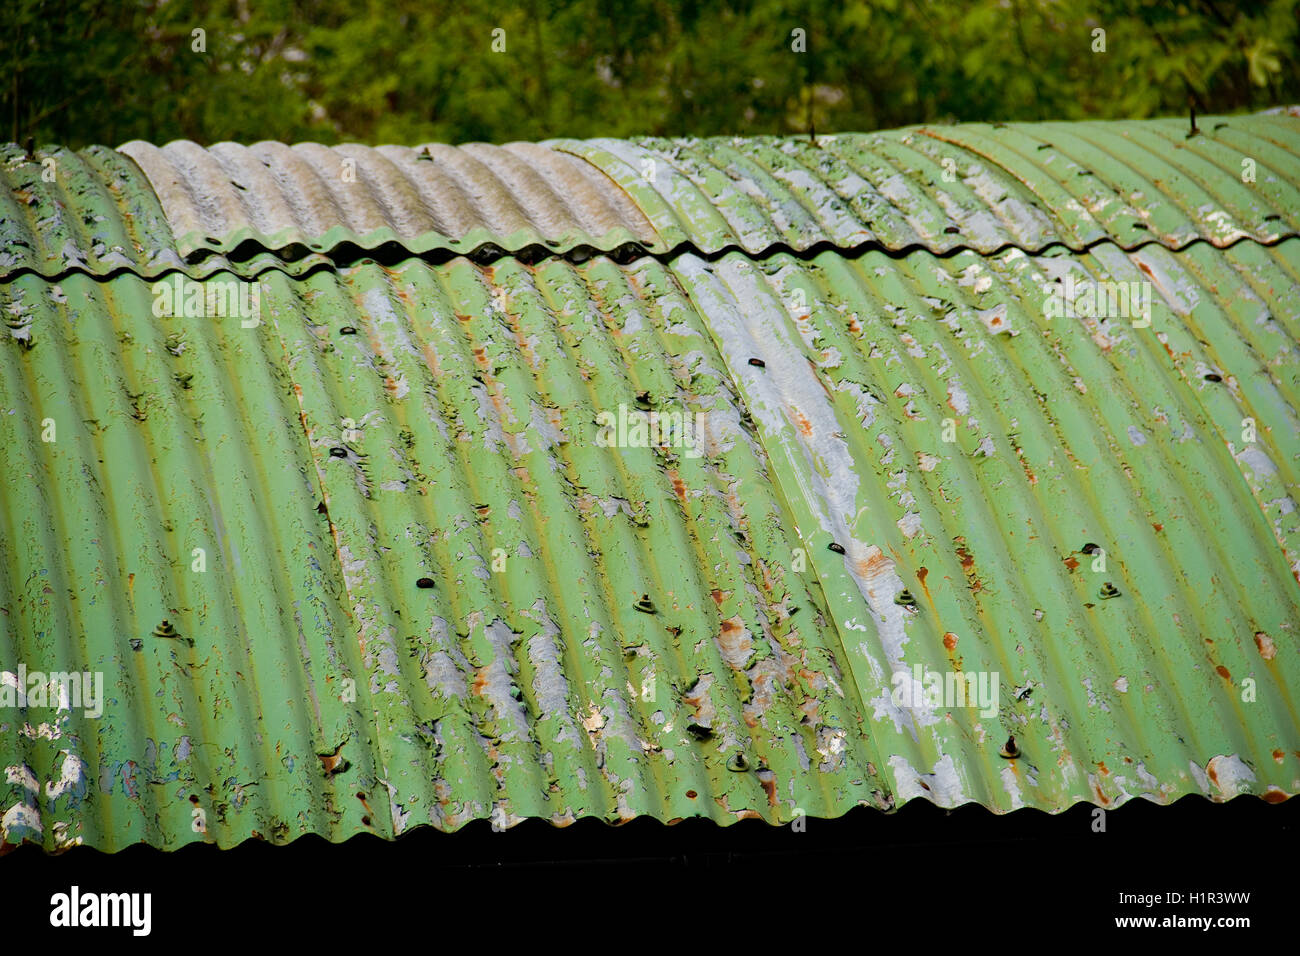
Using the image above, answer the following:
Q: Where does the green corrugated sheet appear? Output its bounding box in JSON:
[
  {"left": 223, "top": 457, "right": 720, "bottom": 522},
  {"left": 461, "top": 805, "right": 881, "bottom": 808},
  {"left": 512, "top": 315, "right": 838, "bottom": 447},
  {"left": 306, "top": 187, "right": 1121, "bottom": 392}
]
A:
[
  {"left": 555, "top": 112, "right": 1300, "bottom": 256},
  {"left": 2, "top": 111, "right": 1297, "bottom": 853}
]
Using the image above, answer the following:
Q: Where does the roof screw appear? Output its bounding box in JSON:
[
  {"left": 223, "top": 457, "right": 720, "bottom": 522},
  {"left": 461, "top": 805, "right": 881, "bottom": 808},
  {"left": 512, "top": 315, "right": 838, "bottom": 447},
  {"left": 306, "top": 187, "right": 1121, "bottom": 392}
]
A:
[
  {"left": 416, "top": 577, "right": 436, "bottom": 589},
  {"left": 726, "top": 752, "right": 750, "bottom": 772},
  {"left": 747, "top": 358, "right": 766, "bottom": 368},
  {"left": 828, "top": 542, "right": 845, "bottom": 555},
  {"left": 894, "top": 589, "right": 917, "bottom": 607},
  {"left": 999, "top": 736, "right": 1021, "bottom": 759},
  {"left": 151, "top": 619, "right": 191, "bottom": 645},
  {"left": 634, "top": 594, "right": 656, "bottom": 614},
  {"left": 634, "top": 390, "right": 653, "bottom": 410},
  {"left": 329, "top": 447, "right": 348, "bottom": 458},
  {"left": 1098, "top": 582, "right": 1121, "bottom": 600}
]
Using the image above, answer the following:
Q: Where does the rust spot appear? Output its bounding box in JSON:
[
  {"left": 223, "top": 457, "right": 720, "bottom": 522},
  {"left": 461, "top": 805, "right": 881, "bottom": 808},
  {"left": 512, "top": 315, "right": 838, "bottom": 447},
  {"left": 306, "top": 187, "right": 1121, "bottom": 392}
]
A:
[
  {"left": 1138, "top": 260, "right": 1155, "bottom": 279},
  {"left": 1098, "top": 761, "right": 1109, "bottom": 775},
  {"left": 942, "top": 632, "right": 958, "bottom": 650},
  {"left": 953, "top": 537, "right": 982, "bottom": 593},
  {"left": 793, "top": 409, "right": 813, "bottom": 437},
  {"left": 686, "top": 790, "right": 697, "bottom": 799},
  {"left": 1255, "top": 631, "right": 1277, "bottom": 660},
  {"left": 1273, "top": 749, "right": 1285, "bottom": 763},
  {"left": 1152, "top": 522, "right": 1163, "bottom": 532},
  {"left": 1064, "top": 555, "right": 1080, "bottom": 572},
  {"left": 455, "top": 312, "right": 472, "bottom": 323},
  {"left": 711, "top": 589, "right": 725, "bottom": 607},
  {"left": 854, "top": 547, "right": 893, "bottom": 583},
  {"left": 670, "top": 471, "right": 687, "bottom": 503},
  {"left": 916, "top": 566, "right": 934, "bottom": 609},
  {"left": 1207, "top": 763, "right": 1218, "bottom": 786},
  {"left": 1018, "top": 455, "right": 1038, "bottom": 486},
  {"left": 472, "top": 345, "right": 489, "bottom": 370},
  {"left": 847, "top": 316, "right": 862, "bottom": 334},
  {"left": 717, "top": 616, "right": 752, "bottom": 666},
  {"left": 760, "top": 775, "right": 777, "bottom": 806},
  {"left": 1263, "top": 788, "right": 1289, "bottom": 804},
  {"left": 318, "top": 750, "right": 348, "bottom": 775},
  {"left": 1215, "top": 665, "right": 1231, "bottom": 680}
]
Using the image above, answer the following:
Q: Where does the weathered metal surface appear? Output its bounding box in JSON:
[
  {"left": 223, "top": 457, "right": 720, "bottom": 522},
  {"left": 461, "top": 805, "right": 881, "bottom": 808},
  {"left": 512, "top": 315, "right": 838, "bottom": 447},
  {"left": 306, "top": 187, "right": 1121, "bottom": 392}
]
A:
[
  {"left": 118, "top": 141, "right": 659, "bottom": 266},
  {"left": 0, "top": 258, "right": 889, "bottom": 852},
  {"left": 0, "top": 144, "right": 182, "bottom": 280},
  {"left": 8, "top": 113, "right": 1297, "bottom": 281},
  {"left": 668, "top": 240, "right": 1300, "bottom": 813},
  {"left": 556, "top": 112, "right": 1300, "bottom": 256},
  {"left": 3, "top": 117, "right": 1298, "bottom": 854}
]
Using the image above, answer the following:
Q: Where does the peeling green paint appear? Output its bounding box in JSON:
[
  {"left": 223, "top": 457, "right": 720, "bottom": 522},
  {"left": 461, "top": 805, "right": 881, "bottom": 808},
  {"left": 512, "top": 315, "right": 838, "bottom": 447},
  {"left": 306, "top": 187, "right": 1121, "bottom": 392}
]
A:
[{"left": 2, "top": 114, "right": 1298, "bottom": 853}]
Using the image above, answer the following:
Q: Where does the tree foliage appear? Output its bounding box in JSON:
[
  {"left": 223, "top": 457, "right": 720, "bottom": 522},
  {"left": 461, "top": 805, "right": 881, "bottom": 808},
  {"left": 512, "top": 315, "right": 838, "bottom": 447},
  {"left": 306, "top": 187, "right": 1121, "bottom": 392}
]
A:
[{"left": 3, "top": 0, "right": 1297, "bottom": 146}]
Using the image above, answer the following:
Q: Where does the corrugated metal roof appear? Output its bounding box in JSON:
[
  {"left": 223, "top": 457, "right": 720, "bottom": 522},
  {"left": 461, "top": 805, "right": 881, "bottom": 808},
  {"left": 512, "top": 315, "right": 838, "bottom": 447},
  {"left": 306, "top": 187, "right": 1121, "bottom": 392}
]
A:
[
  {"left": 0, "top": 143, "right": 181, "bottom": 280},
  {"left": 3, "top": 112, "right": 1298, "bottom": 853},
  {"left": 0, "top": 258, "right": 891, "bottom": 851},
  {"left": 669, "top": 240, "right": 1300, "bottom": 812},
  {"left": 557, "top": 113, "right": 1300, "bottom": 256},
  {"left": 118, "top": 140, "right": 659, "bottom": 264},
  {"left": 7, "top": 113, "right": 1297, "bottom": 281},
  {"left": 0, "top": 141, "right": 659, "bottom": 282}
]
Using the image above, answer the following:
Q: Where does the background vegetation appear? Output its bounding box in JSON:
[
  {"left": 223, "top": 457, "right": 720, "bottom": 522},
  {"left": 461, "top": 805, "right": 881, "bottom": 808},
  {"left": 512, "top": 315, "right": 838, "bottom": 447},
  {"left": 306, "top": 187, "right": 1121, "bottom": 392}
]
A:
[{"left": 4, "top": 0, "right": 1297, "bottom": 147}]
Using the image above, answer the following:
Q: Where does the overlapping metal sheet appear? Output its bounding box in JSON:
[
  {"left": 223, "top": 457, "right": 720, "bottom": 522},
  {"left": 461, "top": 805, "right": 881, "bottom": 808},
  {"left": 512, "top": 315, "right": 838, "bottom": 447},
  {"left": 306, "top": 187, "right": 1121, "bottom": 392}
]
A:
[
  {"left": 2, "top": 112, "right": 1298, "bottom": 853},
  {"left": 119, "top": 141, "right": 659, "bottom": 265},
  {"left": 557, "top": 113, "right": 1300, "bottom": 256},
  {"left": 0, "top": 144, "right": 181, "bottom": 280}
]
